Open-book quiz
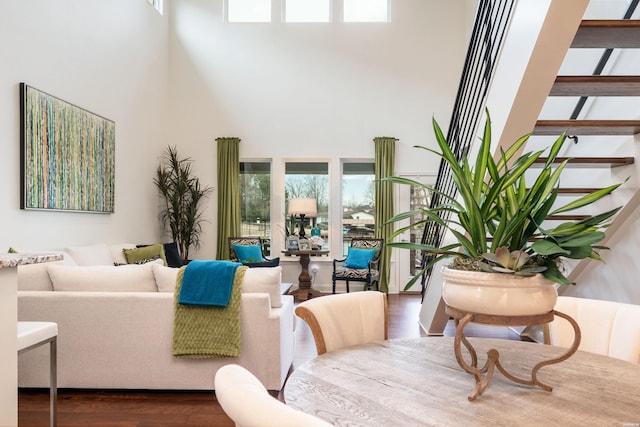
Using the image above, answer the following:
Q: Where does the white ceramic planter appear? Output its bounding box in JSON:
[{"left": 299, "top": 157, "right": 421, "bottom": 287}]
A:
[{"left": 441, "top": 267, "right": 558, "bottom": 316}]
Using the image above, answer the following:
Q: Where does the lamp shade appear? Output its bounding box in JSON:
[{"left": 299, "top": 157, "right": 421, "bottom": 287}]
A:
[{"left": 288, "top": 198, "right": 317, "bottom": 217}]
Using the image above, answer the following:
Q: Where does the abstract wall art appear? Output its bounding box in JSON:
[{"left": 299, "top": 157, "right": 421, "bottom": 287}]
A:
[{"left": 20, "top": 83, "right": 115, "bottom": 213}]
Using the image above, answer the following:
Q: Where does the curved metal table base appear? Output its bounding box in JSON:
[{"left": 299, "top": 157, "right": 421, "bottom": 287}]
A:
[{"left": 445, "top": 305, "right": 582, "bottom": 401}]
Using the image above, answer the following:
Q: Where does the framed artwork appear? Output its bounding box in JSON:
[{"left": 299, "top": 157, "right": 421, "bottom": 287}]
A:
[
  {"left": 298, "top": 239, "right": 310, "bottom": 250},
  {"left": 286, "top": 235, "right": 299, "bottom": 251},
  {"left": 20, "top": 83, "right": 115, "bottom": 213}
]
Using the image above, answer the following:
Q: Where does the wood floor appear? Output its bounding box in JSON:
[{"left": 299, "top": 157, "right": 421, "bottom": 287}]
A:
[{"left": 18, "top": 294, "right": 522, "bottom": 427}]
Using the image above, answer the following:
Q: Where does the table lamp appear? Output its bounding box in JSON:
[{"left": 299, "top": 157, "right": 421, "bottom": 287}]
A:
[{"left": 288, "top": 198, "right": 317, "bottom": 239}]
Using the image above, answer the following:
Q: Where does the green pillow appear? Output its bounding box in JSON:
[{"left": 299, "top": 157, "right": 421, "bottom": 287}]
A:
[
  {"left": 233, "top": 244, "right": 263, "bottom": 263},
  {"left": 344, "top": 247, "right": 376, "bottom": 269},
  {"left": 124, "top": 243, "right": 167, "bottom": 266}
]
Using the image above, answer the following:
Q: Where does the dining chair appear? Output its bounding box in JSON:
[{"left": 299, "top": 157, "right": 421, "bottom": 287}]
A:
[
  {"left": 295, "top": 291, "right": 388, "bottom": 355},
  {"left": 228, "top": 237, "right": 280, "bottom": 267},
  {"left": 545, "top": 296, "right": 640, "bottom": 364},
  {"left": 214, "top": 364, "right": 332, "bottom": 427},
  {"left": 332, "top": 238, "right": 383, "bottom": 293}
]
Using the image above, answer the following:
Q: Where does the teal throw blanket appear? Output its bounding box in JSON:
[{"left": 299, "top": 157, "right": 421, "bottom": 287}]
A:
[{"left": 178, "top": 260, "right": 241, "bottom": 307}]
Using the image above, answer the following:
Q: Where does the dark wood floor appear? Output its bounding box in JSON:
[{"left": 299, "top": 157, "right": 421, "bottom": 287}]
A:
[{"left": 18, "top": 294, "right": 522, "bottom": 427}]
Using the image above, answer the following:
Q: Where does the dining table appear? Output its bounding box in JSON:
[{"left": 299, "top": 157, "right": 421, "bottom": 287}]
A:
[{"left": 284, "top": 337, "right": 640, "bottom": 426}]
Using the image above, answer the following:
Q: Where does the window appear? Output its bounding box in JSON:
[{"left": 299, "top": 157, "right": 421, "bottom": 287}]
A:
[
  {"left": 342, "top": 162, "right": 375, "bottom": 255},
  {"left": 240, "top": 162, "right": 272, "bottom": 250},
  {"left": 285, "top": 0, "right": 330, "bottom": 22},
  {"left": 147, "top": 0, "right": 162, "bottom": 14},
  {"left": 285, "top": 162, "right": 329, "bottom": 246},
  {"left": 343, "top": 0, "right": 389, "bottom": 22},
  {"left": 228, "top": 0, "right": 271, "bottom": 22}
]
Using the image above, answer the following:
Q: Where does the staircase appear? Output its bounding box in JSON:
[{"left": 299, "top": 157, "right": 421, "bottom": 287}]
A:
[
  {"left": 417, "top": 1, "right": 640, "bottom": 336},
  {"left": 533, "top": 16, "right": 639, "bottom": 263}
]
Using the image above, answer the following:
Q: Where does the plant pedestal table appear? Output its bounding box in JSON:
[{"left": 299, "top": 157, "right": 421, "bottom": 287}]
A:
[
  {"left": 445, "top": 305, "right": 581, "bottom": 401},
  {"left": 283, "top": 250, "right": 329, "bottom": 301}
]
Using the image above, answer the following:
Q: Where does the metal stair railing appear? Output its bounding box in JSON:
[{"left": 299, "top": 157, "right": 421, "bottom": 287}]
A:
[{"left": 418, "top": 0, "right": 516, "bottom": 300}]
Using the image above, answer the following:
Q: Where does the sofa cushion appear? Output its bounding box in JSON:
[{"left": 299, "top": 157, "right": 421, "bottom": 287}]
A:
[
  {"left": 48, "top": 259, "right": 162, "bottom": 292},
  {"left": 109, "top": 243, "right": 137, "bottom": 265},
  {"left": 242, "top": 266, "right": 283, "bottom": 308},
  {"left": 64, "top": 243, "right": 114, "bottom": 266},
  {"left": 124, "top": 244, "right": 167, "bottom": 266},
  {"left": 152, "top": 264, "right": 180, "bottom": 292},
  {"left": 17, "top": 261, "right": 64, "bottom": 291}
]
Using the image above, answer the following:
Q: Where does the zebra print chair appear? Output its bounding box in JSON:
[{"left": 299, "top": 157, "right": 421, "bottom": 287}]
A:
[
  {"left": 332, "top": 238, "right": 383, "bottom": 293},
  {"left": 228, "top": 237, "right": 280, "bottom": 267}
]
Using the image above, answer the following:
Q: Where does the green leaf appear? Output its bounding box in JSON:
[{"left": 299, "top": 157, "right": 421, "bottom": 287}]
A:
[
  {"left": 542, "top": 260, "right": 574, "bottom": 285},
  {"left": 531, "top": 240, "right": 571, "bottom": 257},
  {"left": 560, "top": 232, "right": 605, "bottom": 248}
]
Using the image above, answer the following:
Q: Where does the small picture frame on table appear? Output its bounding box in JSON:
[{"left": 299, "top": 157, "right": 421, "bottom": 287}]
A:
[
  {"left": 287, "top": 235, "right": 299, "bottom": 251},
  {"left": 299, "top": 239, "right": 310, "bottom": 250}
]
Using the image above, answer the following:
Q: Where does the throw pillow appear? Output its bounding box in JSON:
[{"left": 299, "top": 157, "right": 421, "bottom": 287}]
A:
[
  {"left": 124, "top": 243, "right": 167, "bottom": 266},
  {"left": 242, "top": 266, "right": 283, "bottom": 308},
  {"left": 233, "top": 244, "right": 263, "bottom": 263},
  {"left": 344, "top": 247, "right": 377, "bottom": 269},
  {"left": 48, "top": 259, "right": 162, "bottom": 292},
  {"left": 17, "top": 261, "right": 63, "bottom": 291},
  {"left": 152, "top": 263, "right": 180, "bottom": 292},
  {"left": 162, "top": 242, "right": 183, "bottom": 268}
]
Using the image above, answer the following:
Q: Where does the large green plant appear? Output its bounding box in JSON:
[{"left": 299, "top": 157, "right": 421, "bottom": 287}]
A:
[
  {"left": 386, "top": 111, "right": 623, "bottom": 289},
  {"left": 154, "top": 146, "right": 213, "bottom": 261}
]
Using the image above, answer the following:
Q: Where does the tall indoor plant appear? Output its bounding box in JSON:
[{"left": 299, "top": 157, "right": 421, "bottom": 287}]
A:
[
  {"left": 386, "top": 111, "right": 623, "bottom": 313},
  {"left": 154, "top": 146, "right": 213, "bottom": 262}
]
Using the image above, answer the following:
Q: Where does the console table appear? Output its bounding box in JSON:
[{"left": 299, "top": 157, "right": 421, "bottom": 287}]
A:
[
  {"left": 0, "top": 253, "right": 62, "bottom": 427},
  {"left": 283, "top": 250, "right": 328, "bottom": 301},
  {"left": 284, "top": 337, "right": 640, "bottom": 426}
]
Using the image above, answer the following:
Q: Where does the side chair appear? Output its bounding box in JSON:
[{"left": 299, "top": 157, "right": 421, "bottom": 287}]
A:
[
  {"left": 295, "top": 291, "right": 388, "bottom": 355},
  {"left": 228, "top": 237, "right": 280, "bottom": 267},
  {"left": 545, "top": 296, "right": 640, "bottom": 364},
  {"left": 214, "top": 364, "right": 332, "bottom": 427},
  {"left": 332, "top": 238, "right": 383, "bottom": 293}
]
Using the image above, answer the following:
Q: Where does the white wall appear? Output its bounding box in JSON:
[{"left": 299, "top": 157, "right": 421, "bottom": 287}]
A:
[
  {"left": 168, "top": 0, "right": 471, "bottom": 264},
  {"left": 0, "top": 0, "right": 170, "bottom": 251},
  {"left": 0, "top": 0, "right": 471, "bottom": 293}
]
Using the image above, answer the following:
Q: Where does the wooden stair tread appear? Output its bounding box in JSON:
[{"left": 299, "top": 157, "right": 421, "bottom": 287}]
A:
[
  {"left": 545, "top": 215, "right": 590, "bottom": 221},
  {"left": 532, "top": 157, "right": 634, "bottom": 168},
  {"left": 534, "top": 120, "right": 640, "bottom": 135},
  {"left": 550, "top": 76, "right": 640, "bottom": 96},
  {"left": 555, "top": 188, "right": 604, "bottom": 194},
  {"left": 525, "top": 188, "right": 604, "bottom": 194},
  {"left": 572, "top": 20, "right": 640, "bottom": 48}
]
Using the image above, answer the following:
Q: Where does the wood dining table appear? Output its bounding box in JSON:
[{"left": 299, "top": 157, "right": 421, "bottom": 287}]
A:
[{"left": 284, "top": 337, "right": 640, "bottom": 426}]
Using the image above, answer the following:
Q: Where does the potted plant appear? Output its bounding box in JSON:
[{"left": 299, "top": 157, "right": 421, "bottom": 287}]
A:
[
  {"left": 386, "top": 111, "right": 623, "bottom": 315},
  {"left": 153, "top": 146, "right": 213, "bottom": 262}
]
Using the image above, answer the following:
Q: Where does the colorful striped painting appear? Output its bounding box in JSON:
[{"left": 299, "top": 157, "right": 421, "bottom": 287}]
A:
[{"left": 20, "top": 84, "right": 115, "bottom": 213}]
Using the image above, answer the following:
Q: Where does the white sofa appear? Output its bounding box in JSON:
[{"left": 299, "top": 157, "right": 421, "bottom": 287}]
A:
[{"left": 17, "top": 243, "right": 295, "bottom": 391}]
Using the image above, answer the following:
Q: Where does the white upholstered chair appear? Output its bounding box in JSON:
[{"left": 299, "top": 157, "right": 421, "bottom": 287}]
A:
[
  {"left": 18, "top": 321, "right": 58, "bottom": 427},
  {"left": 214, "top": 364, "right": 332, "bottom": 427},
  {"left": 546, "top": 296, "right": 640, "bottom": 364},
  {"left": 295, "top": 291, "right": 388, "bottom": 355}
]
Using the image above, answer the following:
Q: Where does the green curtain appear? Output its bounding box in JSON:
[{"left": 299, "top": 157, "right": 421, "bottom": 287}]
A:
[
  {"left": 216, "top": 137, "right": 241, "bottom": 260},
  {"left": 374, "top": 137, "right": 396, "bottom": 294}
]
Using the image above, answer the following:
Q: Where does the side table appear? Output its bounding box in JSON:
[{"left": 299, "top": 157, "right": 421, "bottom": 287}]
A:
[
  {"left": 283, "top": 250, "right": 329, "bottom": 301},
  {"left": 445, "top": 305, "right": 581, "bottom": 401}
]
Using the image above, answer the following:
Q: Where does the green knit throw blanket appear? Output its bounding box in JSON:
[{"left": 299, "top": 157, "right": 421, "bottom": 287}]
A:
[{"left": 172, "top": 265, "right": 247, "bottom": 358}]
